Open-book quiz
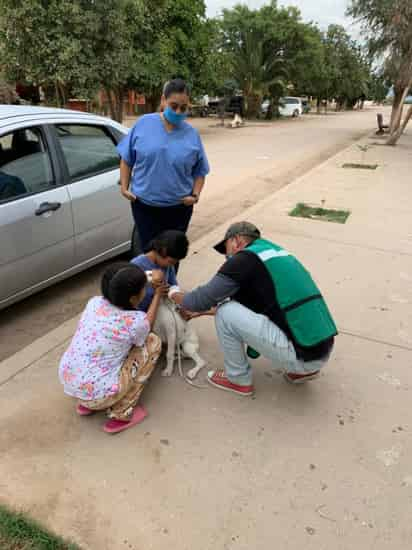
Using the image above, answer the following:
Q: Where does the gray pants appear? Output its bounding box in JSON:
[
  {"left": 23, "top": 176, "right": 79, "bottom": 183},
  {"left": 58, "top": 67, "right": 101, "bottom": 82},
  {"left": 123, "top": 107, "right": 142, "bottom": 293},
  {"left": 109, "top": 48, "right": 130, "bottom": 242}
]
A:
[{"left": 215, "top": 301, "right": 330, "bottom": 386}]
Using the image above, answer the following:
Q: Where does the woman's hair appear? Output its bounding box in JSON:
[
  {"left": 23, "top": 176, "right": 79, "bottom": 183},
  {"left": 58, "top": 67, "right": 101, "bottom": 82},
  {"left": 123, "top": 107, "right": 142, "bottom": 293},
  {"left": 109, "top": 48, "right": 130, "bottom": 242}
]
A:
[
  {"left": 101, "top": 262, "right": 147, "bottom": 310},
  {"left": 164, "top": 78, "right": 189, "bottom": 99},
  {"left": 146, "top": 230, "right": 189, "bottom": 260}
]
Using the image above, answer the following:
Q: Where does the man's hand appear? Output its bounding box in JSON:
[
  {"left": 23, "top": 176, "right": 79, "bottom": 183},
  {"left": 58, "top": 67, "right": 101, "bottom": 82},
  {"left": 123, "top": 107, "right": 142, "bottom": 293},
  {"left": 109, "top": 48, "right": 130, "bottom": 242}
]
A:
[
  {"left": 121, "top": 188, "right": 137, "bottom": 202},
  {"left": 187, "top": 307, "right": 217, "bottom": 319},
  {"left": 179, "top": 308, "right": 194, "bottom": 321},
  {"left": 169, "top": 290, "right": 185, "bottom": 306},
  {"left": 181, "top": 195, "right": 198, "bottom": 207},
  {"left": 178, "top": 307, "right": 217, "bottom": 321}
]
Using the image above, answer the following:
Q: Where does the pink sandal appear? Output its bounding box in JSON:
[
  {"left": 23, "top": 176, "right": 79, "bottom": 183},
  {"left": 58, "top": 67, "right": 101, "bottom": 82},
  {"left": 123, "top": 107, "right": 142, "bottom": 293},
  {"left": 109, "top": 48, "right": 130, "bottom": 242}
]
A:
[
  {"left": 76, "top": 404, "right": 95, "bottom": 416},
  {"left": 103, "top": 405, "right": 147, "bottom": 434}
]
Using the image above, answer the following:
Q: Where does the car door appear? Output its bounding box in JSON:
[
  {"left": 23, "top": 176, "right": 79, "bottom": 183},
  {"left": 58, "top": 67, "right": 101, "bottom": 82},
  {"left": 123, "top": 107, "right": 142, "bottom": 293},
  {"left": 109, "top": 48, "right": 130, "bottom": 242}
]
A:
[
  {"left": 0, "top": 125, "right": 74, "bottom": 307},
  {"left": 52, "top": 123, "right": 131, "bottom": 266}
]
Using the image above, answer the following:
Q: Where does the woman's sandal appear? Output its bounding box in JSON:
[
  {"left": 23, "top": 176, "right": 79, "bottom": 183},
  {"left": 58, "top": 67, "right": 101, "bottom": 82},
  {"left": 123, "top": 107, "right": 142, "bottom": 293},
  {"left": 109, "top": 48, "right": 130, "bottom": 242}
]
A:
[
  {"left": 103, "top": 405, "right": 147, "bottom": 434},
  {"left": 76, "top": 404, "right": 95, "bottom": 416}
]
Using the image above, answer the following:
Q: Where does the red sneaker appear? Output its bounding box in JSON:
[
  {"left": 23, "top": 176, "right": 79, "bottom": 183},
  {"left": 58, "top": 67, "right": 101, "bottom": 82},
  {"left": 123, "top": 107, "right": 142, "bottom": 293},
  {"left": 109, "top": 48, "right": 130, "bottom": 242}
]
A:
[
  {"left": 207, "top": 370, "right": 254, "bottom": 396},
  {"left": 284, "top": 370, "right": 320, "bottom": 384},
  {"left": 103, "top": 405, "right": 147, "bottom": 434}
]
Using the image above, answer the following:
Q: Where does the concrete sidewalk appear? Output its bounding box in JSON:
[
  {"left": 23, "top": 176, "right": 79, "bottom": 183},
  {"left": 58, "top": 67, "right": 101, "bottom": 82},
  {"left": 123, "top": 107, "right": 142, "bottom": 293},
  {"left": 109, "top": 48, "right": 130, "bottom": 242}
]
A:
[{"left": 1, "top": 131, "right": 412, "bottom": 550}]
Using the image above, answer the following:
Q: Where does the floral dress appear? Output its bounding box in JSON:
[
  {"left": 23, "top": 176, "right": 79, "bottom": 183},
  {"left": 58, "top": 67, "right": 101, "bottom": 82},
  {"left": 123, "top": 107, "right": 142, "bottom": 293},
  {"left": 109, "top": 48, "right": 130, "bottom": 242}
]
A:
[{"left": 59, "top": 296, "right": 150, "bottom": 401}]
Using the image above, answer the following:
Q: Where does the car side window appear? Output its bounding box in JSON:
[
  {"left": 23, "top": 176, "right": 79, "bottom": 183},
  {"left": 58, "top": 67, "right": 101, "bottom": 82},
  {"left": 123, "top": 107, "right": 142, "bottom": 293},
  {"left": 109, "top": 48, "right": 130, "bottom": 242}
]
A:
[
  {"left": 0, "top": 127, "right": 54, "bottom": 203},
  {"left": 55, "top": 124, "right": 119, "bottom": 180}
]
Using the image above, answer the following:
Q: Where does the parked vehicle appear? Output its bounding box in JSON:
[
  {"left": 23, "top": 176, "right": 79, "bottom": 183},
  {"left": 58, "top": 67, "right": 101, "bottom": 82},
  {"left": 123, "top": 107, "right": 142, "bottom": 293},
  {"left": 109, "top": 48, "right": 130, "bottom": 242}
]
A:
[
  {"left": 260, "top": 97, "right": 305, "bottom": 117},
  {"left": 279, "top": 97, "right": 303, "bottom": 117},
  {"left": 0, "top": 106, "right": 136, "bottom": 310},
  {"left": 260, "top": 99, "right": 270, "bottom": 116}
]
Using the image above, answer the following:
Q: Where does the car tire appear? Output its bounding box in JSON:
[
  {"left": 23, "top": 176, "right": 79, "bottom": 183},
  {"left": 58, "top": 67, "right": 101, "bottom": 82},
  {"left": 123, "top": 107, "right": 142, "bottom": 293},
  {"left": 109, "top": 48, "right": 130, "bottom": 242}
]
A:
[
  {"left": 293, "top": 109, "right": 299, "bottom": 117},
  {"left": 130, "top": 225, "right": 142, "bottom": 258}
]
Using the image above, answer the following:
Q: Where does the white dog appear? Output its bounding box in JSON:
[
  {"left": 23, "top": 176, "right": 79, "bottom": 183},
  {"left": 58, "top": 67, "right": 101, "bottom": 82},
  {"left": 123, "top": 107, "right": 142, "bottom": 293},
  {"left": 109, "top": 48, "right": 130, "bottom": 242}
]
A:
[{"left": 146, "top": 271, "right": 206, "bottom": 380}]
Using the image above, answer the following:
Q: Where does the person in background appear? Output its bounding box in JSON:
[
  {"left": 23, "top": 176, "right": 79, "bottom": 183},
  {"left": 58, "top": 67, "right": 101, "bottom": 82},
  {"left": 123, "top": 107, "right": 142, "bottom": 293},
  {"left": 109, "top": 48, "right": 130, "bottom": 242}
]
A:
[{"left": 117, "top": 78, "right": 210, "bottom": 259}]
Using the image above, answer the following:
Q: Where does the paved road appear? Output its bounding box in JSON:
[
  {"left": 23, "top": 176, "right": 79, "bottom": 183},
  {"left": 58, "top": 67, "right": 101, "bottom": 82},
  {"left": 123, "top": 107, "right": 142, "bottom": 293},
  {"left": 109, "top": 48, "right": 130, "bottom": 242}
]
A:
[{"left": 0, "top": 107, "right": 387, "bottom": 361}]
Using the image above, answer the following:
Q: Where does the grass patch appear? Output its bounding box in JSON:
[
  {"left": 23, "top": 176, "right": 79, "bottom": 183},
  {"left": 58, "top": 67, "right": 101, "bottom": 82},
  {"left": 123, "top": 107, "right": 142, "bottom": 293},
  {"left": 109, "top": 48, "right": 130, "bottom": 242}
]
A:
[
  {"left": 0, "top": 504, "right": 80, "bottom": 550},
  {"left": 289, "top": 203, "right": 350, "bottom": 224},
  {"left": 342, "top": 163, "right": 378, "bottom": 170}
]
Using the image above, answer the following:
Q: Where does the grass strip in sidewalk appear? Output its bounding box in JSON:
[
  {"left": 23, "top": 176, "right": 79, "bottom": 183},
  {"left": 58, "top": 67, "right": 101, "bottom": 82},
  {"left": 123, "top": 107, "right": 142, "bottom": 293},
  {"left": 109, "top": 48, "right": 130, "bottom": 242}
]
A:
[
  {"left": 289, "top": 202, "right": 350, "bottom": 224},
  {"left": 342, "top": 162, "right": 378, "bottom": 170},
  {"left": 0, "top": 504, "right": 80, "bottom": 550}
]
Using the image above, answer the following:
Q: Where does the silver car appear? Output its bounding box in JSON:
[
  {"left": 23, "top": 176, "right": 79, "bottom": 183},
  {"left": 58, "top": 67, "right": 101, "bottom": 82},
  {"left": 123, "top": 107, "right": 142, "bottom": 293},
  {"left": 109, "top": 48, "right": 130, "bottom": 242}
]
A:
[{"left": 0, "top": 106, "right": 140, "bottom": 310}]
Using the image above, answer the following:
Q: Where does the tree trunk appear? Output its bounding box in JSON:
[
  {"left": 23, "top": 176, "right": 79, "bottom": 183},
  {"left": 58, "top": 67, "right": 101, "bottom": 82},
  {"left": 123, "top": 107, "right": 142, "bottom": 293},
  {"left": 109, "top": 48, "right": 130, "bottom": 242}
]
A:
[
  {"left": 386, "top": 104, "right": 412, "bottom": 146},
  {"left": 105, "top": 88, "right": 116, "bottom": 121},
  {"left": 57, "top": 82, "right": 67, "bottom": 107},
  {"left": 246, "top": 93, "right": 261, "bottom": 118},
  {"left": 145, "top": 89, "right": 162, "bottom": 113},
  {"left": 113, "top": 87, "right": 124, "bottom": 123},
  {"left": 389, "top": 85, "right": 410, "bottom": 134},
  {"left": 264, "top": 99, "right": 272, "bottom": 120},
  {"left": 55, "top": 81, "right": 64, "bottom": 108},
  {"left": 106, "top": 87, "right": 124, "bottom": 123},
  {"left": 266, "top": 97, "right": 281, "bottom": 120},
  {"left": 316, "top": 97, "right": 321, "bottom": 114}
]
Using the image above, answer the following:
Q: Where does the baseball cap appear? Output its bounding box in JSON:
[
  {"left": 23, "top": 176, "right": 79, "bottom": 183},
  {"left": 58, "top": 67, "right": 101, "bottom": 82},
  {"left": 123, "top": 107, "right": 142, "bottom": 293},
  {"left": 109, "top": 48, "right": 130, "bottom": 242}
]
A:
[{"left": 213, "top": 221, "right": 261, "bottom": 254}]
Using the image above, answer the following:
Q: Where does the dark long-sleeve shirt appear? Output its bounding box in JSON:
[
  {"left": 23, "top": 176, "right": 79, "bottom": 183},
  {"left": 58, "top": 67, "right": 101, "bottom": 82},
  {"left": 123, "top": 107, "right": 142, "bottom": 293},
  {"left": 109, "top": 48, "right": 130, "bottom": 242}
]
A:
[{"left": 182, "top": 251, "right": 334, "bottom": 362}]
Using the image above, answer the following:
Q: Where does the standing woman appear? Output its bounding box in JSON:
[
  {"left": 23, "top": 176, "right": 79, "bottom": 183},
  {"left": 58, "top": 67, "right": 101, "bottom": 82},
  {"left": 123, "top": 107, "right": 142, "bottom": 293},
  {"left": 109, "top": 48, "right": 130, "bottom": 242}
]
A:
[{"left": 117, "top": 79, "right": 210, "bottom": 256}]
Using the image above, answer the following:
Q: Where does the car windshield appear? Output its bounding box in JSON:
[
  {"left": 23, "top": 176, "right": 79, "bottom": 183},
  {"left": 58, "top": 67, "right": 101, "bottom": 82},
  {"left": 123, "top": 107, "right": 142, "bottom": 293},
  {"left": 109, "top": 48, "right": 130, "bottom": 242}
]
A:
[{"left": 282, "top": 98, "right": 299, "bottom": 104}]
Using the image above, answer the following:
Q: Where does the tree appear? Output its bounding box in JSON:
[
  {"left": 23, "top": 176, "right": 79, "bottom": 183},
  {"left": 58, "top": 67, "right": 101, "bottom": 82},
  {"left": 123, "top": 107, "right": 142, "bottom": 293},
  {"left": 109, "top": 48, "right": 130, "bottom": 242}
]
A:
[
  {"left": 0, "top": 0, "right": 212, "bottom": 121},
  {"left": 218, "top": 2, "right": 370, "bottom": 119},
  {"left": 219, "top": 2, "right": 304, "bottom": 118},
  {"left": 0, "top": 77, "right": 17, "bottom": 104},
  {"left": 348, "top": 0, "right": 412, "bottom": 144},
  {"left": 191, "top": 18, "right": 233, "bottom": 97},
  {"left": 287, "top": 24, "right": 325, "bottom": 105},
  {"left": 0, "top": 0, "right": 114, "bottom": 106},
  {"left": 326, "top": 26, "right": 371, "bottom": 110},
  {"left": 138, "top": 0, "right": 212, "bottom": 108},
  {"left": 368, "top": 70, "right": 390, "bottom": 102},
  {"left": 231, "top": 28, "right": 287, "bottom": 117}
]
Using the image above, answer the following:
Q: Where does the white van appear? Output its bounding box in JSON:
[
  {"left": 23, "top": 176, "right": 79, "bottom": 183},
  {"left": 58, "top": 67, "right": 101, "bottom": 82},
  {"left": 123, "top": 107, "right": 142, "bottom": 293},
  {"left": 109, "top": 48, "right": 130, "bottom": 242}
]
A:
[{"left": 279, "top": 97, "right": 303, "bottom": 117}]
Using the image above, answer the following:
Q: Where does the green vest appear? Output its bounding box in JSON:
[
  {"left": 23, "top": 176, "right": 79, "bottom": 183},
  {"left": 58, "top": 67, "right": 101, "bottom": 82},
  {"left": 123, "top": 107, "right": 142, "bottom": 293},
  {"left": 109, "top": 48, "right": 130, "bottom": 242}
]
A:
[{"left": 246, "top": 239, "right": 337, "bottom": 348}]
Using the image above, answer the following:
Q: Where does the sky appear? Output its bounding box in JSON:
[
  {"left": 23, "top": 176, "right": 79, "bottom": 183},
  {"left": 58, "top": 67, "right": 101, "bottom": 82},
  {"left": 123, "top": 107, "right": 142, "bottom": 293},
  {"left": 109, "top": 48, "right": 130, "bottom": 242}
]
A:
[{"left": 205, "top": 0, "right": 356, "bottom": 33}]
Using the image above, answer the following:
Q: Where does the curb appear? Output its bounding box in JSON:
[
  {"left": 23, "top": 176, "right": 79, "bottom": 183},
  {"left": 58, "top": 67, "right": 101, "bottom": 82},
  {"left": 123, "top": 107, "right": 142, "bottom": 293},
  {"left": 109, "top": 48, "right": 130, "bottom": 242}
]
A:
[{"left": 0, "top": 315, "right": 78, "bottom": 387}]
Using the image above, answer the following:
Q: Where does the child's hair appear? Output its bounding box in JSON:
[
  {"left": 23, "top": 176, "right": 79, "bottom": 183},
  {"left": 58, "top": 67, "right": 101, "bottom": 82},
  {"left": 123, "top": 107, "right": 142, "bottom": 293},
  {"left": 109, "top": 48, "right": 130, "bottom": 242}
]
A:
[
  {"left": 146, "top": 230, "right": 189, "bottom": 260},
  {"left": 101, "top": 262, "right": 147, "bottom": 310}
]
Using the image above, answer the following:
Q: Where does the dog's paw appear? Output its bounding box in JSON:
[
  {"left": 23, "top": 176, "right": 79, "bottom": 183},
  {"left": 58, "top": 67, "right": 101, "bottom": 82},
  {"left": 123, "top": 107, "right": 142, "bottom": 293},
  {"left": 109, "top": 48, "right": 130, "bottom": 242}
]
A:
[
  {"left": 186, "top": 368, "right": 198, "bottom": 380},
  {"left": 186, "top": 363, "right": 206, "bottom": 380},
  {"left": 161, "top": 367, "right": 174, "bottom": 377}
]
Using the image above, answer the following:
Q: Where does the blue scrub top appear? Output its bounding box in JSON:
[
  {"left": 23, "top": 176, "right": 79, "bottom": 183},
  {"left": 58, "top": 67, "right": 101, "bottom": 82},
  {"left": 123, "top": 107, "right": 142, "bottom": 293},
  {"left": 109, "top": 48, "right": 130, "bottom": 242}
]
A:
[{"left": 117, "top": 113, "right": 210, "bottom": 207}]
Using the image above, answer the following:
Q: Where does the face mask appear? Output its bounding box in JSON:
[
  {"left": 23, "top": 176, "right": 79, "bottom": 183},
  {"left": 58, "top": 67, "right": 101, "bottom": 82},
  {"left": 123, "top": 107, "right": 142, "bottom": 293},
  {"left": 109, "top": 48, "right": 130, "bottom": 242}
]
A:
[{"left": 164, "top": 106, "right": 187, "bottom": 127}]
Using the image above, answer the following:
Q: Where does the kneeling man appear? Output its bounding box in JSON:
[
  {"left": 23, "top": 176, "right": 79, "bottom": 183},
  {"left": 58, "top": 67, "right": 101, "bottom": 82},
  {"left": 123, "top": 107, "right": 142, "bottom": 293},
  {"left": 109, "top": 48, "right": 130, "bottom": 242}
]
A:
[{"left": 170, "top": 222, "right": 337, "bottom": 396}]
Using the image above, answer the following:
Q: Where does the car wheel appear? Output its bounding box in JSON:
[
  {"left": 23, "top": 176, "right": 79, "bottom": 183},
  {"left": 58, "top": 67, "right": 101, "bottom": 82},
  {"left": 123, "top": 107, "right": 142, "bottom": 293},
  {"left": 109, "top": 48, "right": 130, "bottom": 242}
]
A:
[
  {"left": 293, "top": 109, "right": 299, "bottom": 117},
  {"left": 130, "top": 225, "right": 142, "bottom": 258}
]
